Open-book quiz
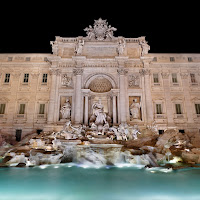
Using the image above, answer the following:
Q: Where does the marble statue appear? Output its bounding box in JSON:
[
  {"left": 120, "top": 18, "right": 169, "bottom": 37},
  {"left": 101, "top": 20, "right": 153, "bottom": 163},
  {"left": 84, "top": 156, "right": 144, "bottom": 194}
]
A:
[
  {"left": 130, "top": 99, "right": 141, "bottom": 119},
  {"left": 75, "top": 39, "right": 84, "bottom": 55},
  {"left": 84, "top": 25, "right": 95, "bottom": 40},
  {"left": 131, "top": 125, "right": 141, "bottom": 140},
  {"left": 140, "top": 40, "right": 150, "bottom": 56},
  {"left": 147, "top": 120, "right": 158, "bottom": 134},
  {"left": 106, "top": 25, "right": 117, "bottom": 39},
  {"left": 60, "top": 98, "right": 71, "bottom": 119},
  {"left": 92, "top": 99, "right": 107, "bottom": 125},
  {"left": 117, "top": 39, "right": 126, "bottom": 55}
]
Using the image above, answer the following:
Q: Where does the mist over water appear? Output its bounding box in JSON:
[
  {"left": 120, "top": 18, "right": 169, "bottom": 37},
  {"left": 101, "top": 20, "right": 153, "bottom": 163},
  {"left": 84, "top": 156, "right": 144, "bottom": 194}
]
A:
[{"left": 1, "top": 164, "right": 200, "bottom": 200}]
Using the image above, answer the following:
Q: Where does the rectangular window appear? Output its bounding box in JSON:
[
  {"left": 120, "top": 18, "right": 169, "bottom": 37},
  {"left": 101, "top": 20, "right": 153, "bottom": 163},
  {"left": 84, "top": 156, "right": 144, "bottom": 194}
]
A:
[
  {"left": 153, "top": 73, "right": 159, "bottom": 83},
  {"left": 25, "top": 57, "right": 31, "bottom": 61},
  {"left": 16, "top": 129, "right": 22, "bottom": 142},
  {"left": 8, "top": 57, "right": 13, "bottom": 61},
  {"left": 195, "top": 104, "right": 200, "bottom": 114},
  {"left": 159, "top": 130, "right": 164, "bottom": 134},
  {"left": 172, "top": 73, "right": 178, "bottom": 83},
  {"left": 42, "top": 74, "right": 48, "bottom": 83},
  {"left": 19, "top": 104, "right": 25, "bottom": 114},
  {"left": 0, "top": 104, "right": 6, "bottom": 114},
  {"left": 188, "top": 57, "right": 193, "bottom": 62},
  {"left": 190, "top": 73, "right": 196, "bottom": 83},
  {"left": 170, "top": 57, "right": 175, "bottom": 62},
  {"left": 156, "top": 104, "right": 162, "bottom": 114},
  {"left": 39, "top": 104, "right": 45, "bottom": 114},
  {"left": 175, "top": 104, "right": 182, "bottom": 114},
  {"left": 4, "top": 73, "right": 10, "bottom": 83},
  {"left": 23, "top": 73, "right": 29, "bottom": 83},
  {"left": 153, "top": 57, "right": 157, "bottom": 62}
]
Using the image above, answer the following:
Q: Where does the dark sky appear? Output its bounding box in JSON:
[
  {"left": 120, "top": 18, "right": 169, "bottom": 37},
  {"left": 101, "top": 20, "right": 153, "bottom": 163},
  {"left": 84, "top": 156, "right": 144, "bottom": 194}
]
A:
[{"left": 0, "top": 1, "right": 199, "bottom": 54}]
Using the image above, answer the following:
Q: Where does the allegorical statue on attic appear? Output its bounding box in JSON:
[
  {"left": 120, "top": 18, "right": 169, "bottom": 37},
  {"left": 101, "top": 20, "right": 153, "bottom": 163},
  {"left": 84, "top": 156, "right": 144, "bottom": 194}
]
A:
[
  {"left": 84, "top": 18, "right": 117, "bottom": 41},
  {"left": 74, "top": 39, "right": 84, "bottom": 55}
]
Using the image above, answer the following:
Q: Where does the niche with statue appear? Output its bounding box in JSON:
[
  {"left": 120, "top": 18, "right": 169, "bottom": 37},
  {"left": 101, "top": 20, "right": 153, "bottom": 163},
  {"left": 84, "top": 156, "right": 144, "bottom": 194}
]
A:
[
  {"left": 129, "top": 96, "right": 142, "bottom": 121},
  {"left": 60, "top": 96, "right": 72, "bottom": 122}
]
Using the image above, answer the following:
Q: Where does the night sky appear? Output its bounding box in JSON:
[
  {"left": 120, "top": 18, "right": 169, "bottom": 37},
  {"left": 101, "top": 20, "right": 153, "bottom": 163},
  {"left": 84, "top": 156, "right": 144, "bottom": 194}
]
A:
[{"left": 0, "top": 1, "right": 199, "bottom": 54}]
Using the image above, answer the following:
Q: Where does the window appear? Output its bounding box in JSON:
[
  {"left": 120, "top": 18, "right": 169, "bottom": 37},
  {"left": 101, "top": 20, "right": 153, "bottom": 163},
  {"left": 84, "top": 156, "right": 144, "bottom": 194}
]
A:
[
  {"left": 37, "top": 129, "right": 43, "bottom": 135},
  {"left": 159, "top": 130, "right": 164, "bottom": 134},
  {"left": 8, "top": 57, "right": 12, "bottom": 61},
  {"left": 179, "top": 130, "right": 185, "bottom": 134},
  {"left": 190, "top": 73, "right": 196, "bottom": 83},
  {"left": 170, "top": 57, "right": 175, "bottom": 62},
  {"left": 153, "top": 73, "right": 159, "bottom": 83},
  {"left": 0, "top": 104, "right": 6, "bottom": 114},
  {"left": 153, "top": 57, "right": 157, "bottom": 62},
  {"left": 195, "top": 104, "right": 200, "bottom": 114},
  {"left": 42, "top": 74, "right": 48, "bottom": 83},
  {"left": 172, "top": 73, "right": 178, "bottom": 83},
  {"left": 19, "top": 104, "right": 25, "bottom": 114},
  {"left": 188, "top": 57, "right": 193, "bottom": 62},
  {"left": 156, "top": 104, "right": 162, "bottom": 114},
  {"left": 25, "top": 57, "right": 31, "bottom": 61},
  {"left": 16, "top": 130, "right": 22, "bottom": 141},
  {"left": 175, "top": 104, "right": 182, "bottom": 114},
  {"left": 4, "top": 73, "right": 10, "bottom": 83},
  {"left": 39, "top": 104, "right": 45, "bottom": 114},
  {"left": 23, "top": 73, "right": 29, "bottom": 83}
]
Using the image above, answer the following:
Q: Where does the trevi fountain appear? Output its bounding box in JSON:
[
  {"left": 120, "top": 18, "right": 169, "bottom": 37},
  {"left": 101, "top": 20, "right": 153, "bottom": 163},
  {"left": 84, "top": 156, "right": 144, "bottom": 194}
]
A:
[{"left": 1, "top": 18, "right": 200, "bottom": 200}]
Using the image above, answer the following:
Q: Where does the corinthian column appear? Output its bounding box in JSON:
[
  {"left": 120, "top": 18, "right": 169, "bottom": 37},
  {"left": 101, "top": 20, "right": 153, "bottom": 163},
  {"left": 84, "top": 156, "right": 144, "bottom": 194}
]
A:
[
  {"left": 73, "top": 68, "right": 83, "bottom": 124},
  {"left": 117, "top": 68, "right": 128, "bottom": 124},
  {"left": 84, "top": 94, "right": 89, "bottom": 125},
  {"left": 139, "top": 68, "right": 153, "bottom": 124},
  {"left": 47, "top": 68, "right": 60, "bottom": 124},
  {"left": 112, "top": 94, "right": 117, "bottom": 125}
]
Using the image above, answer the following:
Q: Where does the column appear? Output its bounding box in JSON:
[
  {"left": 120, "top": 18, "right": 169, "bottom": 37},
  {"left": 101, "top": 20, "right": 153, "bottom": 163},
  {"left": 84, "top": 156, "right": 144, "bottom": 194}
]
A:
[
  {"left": 84, "top": 94, "right": 89, "bottom": 125},
  {"left": 112, "top": 94, "right": 117, "bottom": 125},
  {"left": 47, "top": 68, "right": 59, "bottom": 124},
  {"left": 180, "top": 72, "right": 193, "bottom": 124},
  {"left": 161, "top": 72, "right": 174, "bottom": 125},
  {"left": 139, "top": 68, "right": 153, "bottom": 124},
  {"left": 117, "top": 68, "right": 128, "bottom": 124},
  {"left": 73, "top": 68, "right": 83, "bottom": 124}
]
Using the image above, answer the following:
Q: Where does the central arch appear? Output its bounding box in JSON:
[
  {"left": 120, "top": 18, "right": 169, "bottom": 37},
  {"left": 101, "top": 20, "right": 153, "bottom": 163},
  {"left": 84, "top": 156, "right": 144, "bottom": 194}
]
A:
[{"left": 84, "top": 73, "right": 117, "bottom": 90}]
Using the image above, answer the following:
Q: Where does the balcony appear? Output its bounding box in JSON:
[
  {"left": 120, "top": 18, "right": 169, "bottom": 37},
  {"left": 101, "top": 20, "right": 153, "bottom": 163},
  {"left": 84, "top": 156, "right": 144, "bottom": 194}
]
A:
[
  {"left": 0, "top": 114, "right": 6, "bottom": 123},
  {"left": 155, "top": 114, "right": 166, "bottom": 119},
  {"left": 35, "top": 114, "right": 47, "bottom": 124},
  {"left": 174, "top": 114, "right": 187, "bottom": 123},
  {"left": 193, "top": 114, "right": 200, "bottom": 123},
  {"left": 37, "top": 114, "right": 46, "bottom": 119}
]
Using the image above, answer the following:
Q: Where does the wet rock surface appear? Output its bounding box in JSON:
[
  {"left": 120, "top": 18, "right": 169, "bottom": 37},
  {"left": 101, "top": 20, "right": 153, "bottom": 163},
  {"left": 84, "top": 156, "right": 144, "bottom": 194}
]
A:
[{"left": 1, "top": 123, "right": 200, "bottom": 169}]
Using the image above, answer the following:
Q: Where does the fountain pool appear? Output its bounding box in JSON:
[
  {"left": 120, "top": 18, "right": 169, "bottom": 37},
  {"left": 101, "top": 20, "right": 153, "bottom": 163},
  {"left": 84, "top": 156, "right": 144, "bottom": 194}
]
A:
[{"left": 0, "top": 164, "right": 200, "bottom": 200}]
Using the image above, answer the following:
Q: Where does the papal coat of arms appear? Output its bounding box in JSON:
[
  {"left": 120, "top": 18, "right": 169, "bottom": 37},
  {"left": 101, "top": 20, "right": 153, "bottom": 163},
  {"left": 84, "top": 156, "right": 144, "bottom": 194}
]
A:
[{"left": 84, "top": 18, "right": 117, "bottom": 41}]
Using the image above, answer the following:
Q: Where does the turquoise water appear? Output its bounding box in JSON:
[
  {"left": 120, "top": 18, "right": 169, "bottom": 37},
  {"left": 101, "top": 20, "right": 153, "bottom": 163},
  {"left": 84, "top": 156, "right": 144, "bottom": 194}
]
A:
[{"left": 0, "top": 164, "right": 200, "bottom": 200}]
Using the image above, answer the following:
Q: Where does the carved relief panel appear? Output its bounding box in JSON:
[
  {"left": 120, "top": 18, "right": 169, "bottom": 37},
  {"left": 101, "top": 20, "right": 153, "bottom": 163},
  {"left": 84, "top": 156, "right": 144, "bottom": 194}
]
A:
[
  {"left": 128, "top": 73, "right": 140, "bottom": 88},
  {"left": 61, "top": 74, "right": 73, "bottom": 88}
]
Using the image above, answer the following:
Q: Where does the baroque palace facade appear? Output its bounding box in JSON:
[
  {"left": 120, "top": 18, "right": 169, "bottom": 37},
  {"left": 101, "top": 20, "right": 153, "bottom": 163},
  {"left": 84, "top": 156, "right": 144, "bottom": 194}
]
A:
[{"left": 0, "top": 18, "right": 200, "bottom": 141}]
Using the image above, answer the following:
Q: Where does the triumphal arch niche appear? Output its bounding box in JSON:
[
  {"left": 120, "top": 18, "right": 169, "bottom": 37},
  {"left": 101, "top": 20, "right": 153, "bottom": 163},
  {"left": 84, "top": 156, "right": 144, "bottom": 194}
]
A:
[{"left": 47, "top": 18, "right": 152, "bottom": 129}]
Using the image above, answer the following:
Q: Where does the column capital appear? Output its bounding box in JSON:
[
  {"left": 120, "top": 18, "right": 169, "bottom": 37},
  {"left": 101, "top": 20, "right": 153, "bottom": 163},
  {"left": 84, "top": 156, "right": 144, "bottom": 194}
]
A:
[
  {"left": 117, "top": 68, "right": 128, "bottom": 75},
  {"left": 161, "top": 72, "right": 170, "bottom": 79},
  {"left": 180, "top": 72, "right": 189, "bottom": 79},
  {"left": 12, "top": 72, "right": 21, "bottom": 79},
  {"left": 139, "top": 69, "right": 150, "bottom": 76},
  {"left": 73, "top": 68, "right": 84, "bottom": 76},
  {"left": 31, "top": 73, "right": 40, "bottom": 79},
  {"left": 49, "top": 68, "right": 61, "bottom": 76}
]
